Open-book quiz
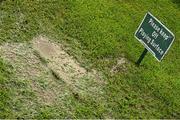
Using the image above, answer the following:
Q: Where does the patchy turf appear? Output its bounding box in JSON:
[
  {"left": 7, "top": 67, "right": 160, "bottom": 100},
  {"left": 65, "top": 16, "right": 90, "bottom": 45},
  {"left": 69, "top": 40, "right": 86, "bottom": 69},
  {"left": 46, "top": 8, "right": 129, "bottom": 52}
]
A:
[
  {"left": 0, "top": 35, "right": 105, "bottom": 118},
  {"left": 0, "top": 0, "right": 180, "bottom": 119}
]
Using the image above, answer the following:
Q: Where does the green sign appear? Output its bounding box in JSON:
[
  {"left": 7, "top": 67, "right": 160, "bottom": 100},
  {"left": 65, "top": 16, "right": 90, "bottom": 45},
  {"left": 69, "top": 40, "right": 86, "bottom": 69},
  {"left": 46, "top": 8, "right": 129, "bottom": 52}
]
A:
[{"left": 135, "top": 12, "right": 175, "bottom": 61}]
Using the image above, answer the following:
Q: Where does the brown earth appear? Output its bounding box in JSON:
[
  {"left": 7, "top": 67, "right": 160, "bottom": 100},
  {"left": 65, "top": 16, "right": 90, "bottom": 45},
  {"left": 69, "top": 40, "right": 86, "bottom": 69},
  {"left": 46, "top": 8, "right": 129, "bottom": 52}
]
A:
[{"left": 0, "top": 35, "right": 105, "bottom": 106}]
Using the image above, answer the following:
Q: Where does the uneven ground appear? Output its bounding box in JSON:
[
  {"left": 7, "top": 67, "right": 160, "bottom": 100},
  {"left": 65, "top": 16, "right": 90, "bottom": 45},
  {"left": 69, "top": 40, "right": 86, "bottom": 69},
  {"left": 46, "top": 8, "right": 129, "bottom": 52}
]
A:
[
  {"left": 0, "top": 0, "right": 180, "bottom": 119},
  {"left": 0, "top": 35, "right": 105, "bottom": 118}
]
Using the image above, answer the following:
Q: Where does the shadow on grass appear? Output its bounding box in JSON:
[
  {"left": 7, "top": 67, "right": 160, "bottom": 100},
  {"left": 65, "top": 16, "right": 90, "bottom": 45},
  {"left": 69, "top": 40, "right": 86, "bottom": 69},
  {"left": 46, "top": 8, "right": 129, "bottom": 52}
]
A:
[
  {"left": 0, "top": 0, "right": 5, "bottom": 4},
  {"left": 171, "top": 0, "right": 180, "bottom": 8}
]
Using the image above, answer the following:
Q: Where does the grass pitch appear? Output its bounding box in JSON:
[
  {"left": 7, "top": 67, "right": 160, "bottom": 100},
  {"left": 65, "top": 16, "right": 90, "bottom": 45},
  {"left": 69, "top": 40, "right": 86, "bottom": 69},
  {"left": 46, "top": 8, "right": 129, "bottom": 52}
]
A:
[{"left": 0, "top": 0, "right": 180, "bottom": 119}]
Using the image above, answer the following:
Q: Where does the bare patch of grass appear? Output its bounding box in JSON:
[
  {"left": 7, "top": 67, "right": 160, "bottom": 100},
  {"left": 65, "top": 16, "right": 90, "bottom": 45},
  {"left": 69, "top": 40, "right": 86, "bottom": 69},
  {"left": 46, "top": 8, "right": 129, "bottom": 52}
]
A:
[
  {"left": 0, "top": 42, "right": 68, "bottom": 106},
  {"left": 32, "top": 36, "right": 105, "bottom": 96},
  {"left": 110, "top": 57, "right": 129, "bottom": 74},
  {"left": 0, "top": 35, "right": 105, "bottom": 115}
]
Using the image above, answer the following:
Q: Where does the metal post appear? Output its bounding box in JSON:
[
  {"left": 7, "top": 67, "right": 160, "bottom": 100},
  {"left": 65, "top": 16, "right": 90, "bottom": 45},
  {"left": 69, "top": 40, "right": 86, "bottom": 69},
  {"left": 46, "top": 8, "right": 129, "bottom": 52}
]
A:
[{"left": 136, "top": 48, "right": 148, "bottom": 66}]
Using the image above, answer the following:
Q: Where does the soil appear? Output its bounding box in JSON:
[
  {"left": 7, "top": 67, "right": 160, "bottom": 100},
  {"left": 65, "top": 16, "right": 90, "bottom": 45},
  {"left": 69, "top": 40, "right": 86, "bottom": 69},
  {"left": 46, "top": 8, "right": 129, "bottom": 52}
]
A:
[{"left": 0, "top": 35, "right": 105, "bottom": 106}]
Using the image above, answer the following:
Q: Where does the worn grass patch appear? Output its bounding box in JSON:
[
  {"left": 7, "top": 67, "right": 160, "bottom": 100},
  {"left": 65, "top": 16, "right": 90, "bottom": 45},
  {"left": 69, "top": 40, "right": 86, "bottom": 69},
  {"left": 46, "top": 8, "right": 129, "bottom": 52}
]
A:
[
  {"left": 32, "top": 36, "right": 105, "bottom": 95},
  {"left": 0, "top": 36, "right": 105, "bottom": 118},
  {"left": 0, "top": 0, "right": 180, "bottom": 119}
]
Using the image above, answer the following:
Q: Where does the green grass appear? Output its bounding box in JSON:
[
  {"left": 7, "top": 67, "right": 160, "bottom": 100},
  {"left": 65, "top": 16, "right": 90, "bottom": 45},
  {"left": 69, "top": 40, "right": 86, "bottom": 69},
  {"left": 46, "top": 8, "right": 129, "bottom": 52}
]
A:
[
  {"left": 0, "top": 0, "right": 180, "bottom": 119},
  {"left": 61, "top": 0, "right": 180, "bottom": 118},
  {"left": 0, "top": 59, "right": 13, "bottom": 118}
]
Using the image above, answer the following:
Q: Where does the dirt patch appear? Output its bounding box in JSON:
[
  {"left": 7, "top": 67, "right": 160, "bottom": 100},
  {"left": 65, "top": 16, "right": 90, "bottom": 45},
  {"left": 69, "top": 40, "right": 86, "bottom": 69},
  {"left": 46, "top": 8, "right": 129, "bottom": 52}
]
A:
[
  {"left": 32, "top": 36, "right": 87, "bottom": 84},
  {"left": 0, "top": 35, "right": 105, "bottom": 106},
  {"left": 32, "top": 36, "right": 105, "bottom": 95},
  {"left": 110, "top": 57, "right": 128, "bottom": 74},
  {"left": 0, "top": 43, "right": 43, "bottom": 78},
  {"left": 0, "top": 42, "right": 62, "bottom": 105}
]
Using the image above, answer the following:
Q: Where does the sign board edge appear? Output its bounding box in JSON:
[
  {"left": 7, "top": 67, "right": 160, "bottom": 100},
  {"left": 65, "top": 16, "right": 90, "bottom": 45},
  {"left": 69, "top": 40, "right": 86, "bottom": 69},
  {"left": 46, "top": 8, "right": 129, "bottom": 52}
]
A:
[{"left": 134, "top": 12, "right": 175, "bottom": 62}]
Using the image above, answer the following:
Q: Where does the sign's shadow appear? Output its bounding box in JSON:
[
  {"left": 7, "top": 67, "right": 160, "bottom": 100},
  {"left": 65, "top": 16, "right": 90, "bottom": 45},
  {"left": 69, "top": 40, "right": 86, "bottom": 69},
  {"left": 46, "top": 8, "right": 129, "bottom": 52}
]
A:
[
  {"left": 171, "top": 0, "right": 180, "bottom": 8},
  {"left": 0, "top": 0, "right": 5, "bottom": 4}
]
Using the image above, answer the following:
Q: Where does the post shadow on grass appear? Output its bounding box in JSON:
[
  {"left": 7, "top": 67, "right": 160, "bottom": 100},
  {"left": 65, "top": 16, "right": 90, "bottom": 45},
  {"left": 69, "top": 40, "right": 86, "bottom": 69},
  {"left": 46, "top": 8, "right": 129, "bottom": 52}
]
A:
[
  {"left": 171, "top": 0, "right": 180, "bottom": 8},
  {"left": 0, "top": 0, "right": 5, "bottom": 4}
]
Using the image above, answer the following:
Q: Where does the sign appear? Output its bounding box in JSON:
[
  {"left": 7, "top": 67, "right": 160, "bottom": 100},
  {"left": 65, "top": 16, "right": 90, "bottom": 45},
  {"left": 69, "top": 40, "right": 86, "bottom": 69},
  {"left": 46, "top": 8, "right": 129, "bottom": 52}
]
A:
[{"left": 135, "top": 12, "right": 175, "bottom": 61}]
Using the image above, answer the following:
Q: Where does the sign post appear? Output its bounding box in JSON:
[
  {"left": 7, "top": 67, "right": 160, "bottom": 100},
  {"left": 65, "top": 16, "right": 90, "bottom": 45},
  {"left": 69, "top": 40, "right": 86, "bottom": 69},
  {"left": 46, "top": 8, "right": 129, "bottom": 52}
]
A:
[
  {"left": 136, "top": 48, "right": 148, "bottom": 66},
  {"left": 135, "top": 12, "right": 175, "bottom": 65}
]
